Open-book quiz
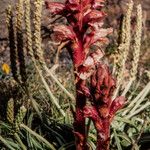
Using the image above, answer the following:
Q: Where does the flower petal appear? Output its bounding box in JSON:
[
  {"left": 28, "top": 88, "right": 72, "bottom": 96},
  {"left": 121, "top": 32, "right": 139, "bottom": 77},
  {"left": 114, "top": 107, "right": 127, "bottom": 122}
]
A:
[
  {"left": 2, "top": 63, "right": 10, "bottom": 75},
  {"left": 53, "top": 25, "right": 76, "bottom": 41},
  {"left": 45, "top": 2, "right": 65, "bottom": 15},
  {"left": 90, "top": 49, "right": 104, "bottom": 63},
  {"left": 76, "top": 49, "right": 104, "bottom": 81},
  {"left": 83, "top": 49, "right": 104, "bottom": 67},
  {"left": 98, "top": 105, "right": 109, "bottom": 118},
  {"left": 83, "top": 56, "right": 94, "bottom": 67},
  {"left": 90, "top": 63, "right": 116, "bottom": 103},
  {"left": 84, "top": 22, "right": 112, "bottom": 48},
  {"left": 109, "top": 96, "right": 126, "bottom": 119},
  {"left": 84, "top": 10, "right": 106, "bottom": 24},
  {"left": 82, "top": 0, "right": 92, "bottom": 6},
  {"left": 68, "top": 0, "right": 79, "bottom": 4},
  {"left": 92, "top": 28, "right": 113, "bottom": 44},
  {"left": 92, "top": 0, "right": 105, "bottom": 9},
  {"left": 78, "top": 69, "right": 95, "bottom": 80},
  {"left": 66, "top": 0, "right": 80, "bottom": 11}
]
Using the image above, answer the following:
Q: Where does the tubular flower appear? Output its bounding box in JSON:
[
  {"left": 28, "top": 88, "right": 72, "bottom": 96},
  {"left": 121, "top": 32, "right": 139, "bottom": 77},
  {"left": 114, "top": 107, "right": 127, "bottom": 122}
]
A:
[{"left": 46, "top": 0, "right": 125, "bottom": 149}]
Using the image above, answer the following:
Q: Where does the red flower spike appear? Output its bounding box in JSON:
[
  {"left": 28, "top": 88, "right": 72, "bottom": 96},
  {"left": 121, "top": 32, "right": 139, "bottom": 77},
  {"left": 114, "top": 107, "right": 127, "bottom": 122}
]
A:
[
  {"left": 46, "top": 0, "right": 125, "bottom": 149},
  {"left": 88, "top": 63, "right": 125, "bottom": 150}
]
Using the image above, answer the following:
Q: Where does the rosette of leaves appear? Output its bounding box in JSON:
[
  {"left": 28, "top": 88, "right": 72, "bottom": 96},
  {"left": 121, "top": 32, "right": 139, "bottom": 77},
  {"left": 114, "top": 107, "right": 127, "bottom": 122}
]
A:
[{"left": 46, "top": 0, "right": 125, "bottom": 149}]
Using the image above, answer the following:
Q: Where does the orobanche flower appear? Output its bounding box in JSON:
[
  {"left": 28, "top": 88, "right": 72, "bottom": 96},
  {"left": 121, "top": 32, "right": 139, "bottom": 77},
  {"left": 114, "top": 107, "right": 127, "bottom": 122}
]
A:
[{"left": 46, "top": 0, "right": 125, "bottom": 149}]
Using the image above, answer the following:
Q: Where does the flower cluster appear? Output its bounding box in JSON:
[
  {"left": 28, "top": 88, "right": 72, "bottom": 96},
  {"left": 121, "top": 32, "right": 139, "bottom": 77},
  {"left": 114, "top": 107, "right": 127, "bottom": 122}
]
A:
[
  {"left": 84, "top": 63, "right": 125, "bottom": 149},
  {"left": 46, "top": 0, "right": 125, "bottom": 149},
  {"left": 46, "top": 0, "right": 112, "bottom": 68}
]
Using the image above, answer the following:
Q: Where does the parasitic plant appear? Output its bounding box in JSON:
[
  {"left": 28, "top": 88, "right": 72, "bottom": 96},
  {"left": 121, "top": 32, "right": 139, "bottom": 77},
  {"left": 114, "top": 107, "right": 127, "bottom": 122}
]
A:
[{"left": 46, "top": 0, "right": 125, "bottom": 149}]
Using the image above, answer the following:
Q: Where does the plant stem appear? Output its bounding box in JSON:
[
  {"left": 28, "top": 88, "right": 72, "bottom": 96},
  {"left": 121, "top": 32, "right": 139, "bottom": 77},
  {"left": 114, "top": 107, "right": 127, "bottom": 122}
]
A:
[
  {"left": 74, "top": 80, "right": 87, "bottom": 150},
  {"left": 0, "top": 135, "right": 15, "bottom": 150},
  {"left": 14, "top": 133, "right": 27, "bottom": 150},
  {"left": 126, "top": 102, "right": 150, "bottom": 119},
  {"left": 36, "top": 65, "right": 66, "bottom": 117},
  {"left": 122, "top": 81, "right": 150, "bottom": 116},
  {"left": 96, "top": 124, "right": 110, "bottom": 150}
]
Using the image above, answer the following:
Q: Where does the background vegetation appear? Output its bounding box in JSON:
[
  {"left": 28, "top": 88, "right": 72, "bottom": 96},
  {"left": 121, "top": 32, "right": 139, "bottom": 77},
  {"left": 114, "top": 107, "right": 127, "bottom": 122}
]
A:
[{"left": 0, "top": 0, "right": 149, "bottom": 149}]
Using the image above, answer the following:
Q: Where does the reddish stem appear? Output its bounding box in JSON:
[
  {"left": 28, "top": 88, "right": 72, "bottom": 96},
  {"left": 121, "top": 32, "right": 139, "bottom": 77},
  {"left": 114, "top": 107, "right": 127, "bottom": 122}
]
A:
[
  {"left": 74, "top": 80, "right": 87, "bottom": 149},
  {"left": 96, "top": 121, "right": 110, "bottom": 150}
]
